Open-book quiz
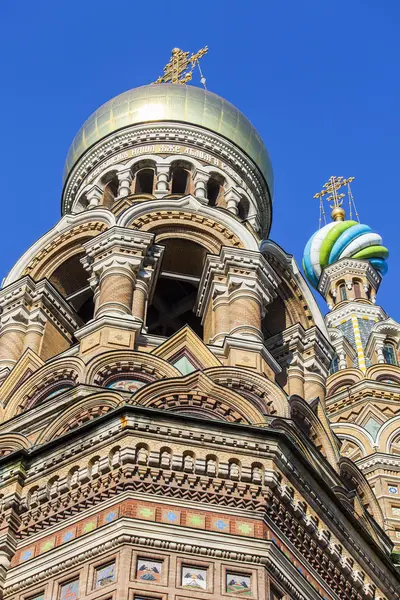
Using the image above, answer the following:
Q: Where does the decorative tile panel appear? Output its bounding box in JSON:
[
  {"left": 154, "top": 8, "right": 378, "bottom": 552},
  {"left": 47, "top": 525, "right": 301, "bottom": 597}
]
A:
[
  {"left": 182, "top": 565, "right": 207, "bottom": 590},
  {"left": 186, "top": 512, "right": 205, "bottom": 528},
  {"left": 211, "top": 517, "right": 230, "bottom": 533},
  {"left": 136, "top": 558, "right": 162, "bottom": 583},
  {"left": 96, "top": 562, "right": 116, "bottom": 588},
  {"left": 137, "top": 506, "right": 156, "bottom": 520},
  {"left": 226, "top": 573, "right": 251, "bottom": 596},
  {"left": 60, "top": 579, "right": 79, "bottom": 600},
  {"left": 161, "top": 508, "right": 181, "bottom": 525}
]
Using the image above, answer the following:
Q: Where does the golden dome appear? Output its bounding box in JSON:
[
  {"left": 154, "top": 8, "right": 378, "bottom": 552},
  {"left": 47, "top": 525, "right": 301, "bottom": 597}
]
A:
[{"left": 63, "top": 84, "right": 273, "bottom": 195}]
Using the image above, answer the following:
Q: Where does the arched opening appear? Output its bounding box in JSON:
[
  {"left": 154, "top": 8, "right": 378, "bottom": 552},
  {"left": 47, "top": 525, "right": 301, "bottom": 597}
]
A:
[
  {"left": 171, "top": 167, "right": 190, "bottom": 195},
  {"left": 49, "top": 253, "right": 94, "bottom": 324},
  {"left": 207, "top": 174, "right": 224, "bottom": 207},
  {"left": 134, "top": 168, "right": 155, "bottom": 195},
  {"left": 338, "top": 282, "right": 347, "bottom": 302},
  {"left": 237, "top": 196, "right": 250, "bottom": 221},
  {"left": 353, "top": 280, "right": 362, "bottom": 299},
  {"left": 146, "top": 238, "right": 206, "bottom": 337},
  {"left": 102, "top": 178, "right": 118, "bottom": 209},
  {"left": 262, "top": 295, "right": 287, "bottom": 338},
  {"left": 383, "top": 341, "right": 398, "bottom": 365}
]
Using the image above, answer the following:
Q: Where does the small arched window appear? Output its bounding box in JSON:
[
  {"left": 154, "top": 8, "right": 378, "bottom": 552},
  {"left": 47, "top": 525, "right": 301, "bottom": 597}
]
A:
[
  {"left": 134, "top": 169, "right": 154, "bottom": 195},
  {"left": 338, "top": 283, "right": 347, "bottom": 302},
  {"left": 207, "top": 177, "right": 221, "bottom": 206},
  {"left": 353, "top": 280, "right": 361, "bottom": 299},
  {"left": 171, "top": 168, "right": 189, "bottom": 194},
  {"left": 383, "top": 342, "right": 398, "bottom": 365},
  {"left": 237, "top": 196, "right": 250, "bottom": 221}
]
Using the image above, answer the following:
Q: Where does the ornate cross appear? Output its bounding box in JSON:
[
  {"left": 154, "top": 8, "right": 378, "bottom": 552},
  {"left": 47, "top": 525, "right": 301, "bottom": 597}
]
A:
[{"left": 154, "top": 46, "right": 208, "bottom": 84}]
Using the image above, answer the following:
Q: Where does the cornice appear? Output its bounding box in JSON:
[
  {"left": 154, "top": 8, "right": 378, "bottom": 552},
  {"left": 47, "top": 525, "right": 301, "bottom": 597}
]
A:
[{"left": 61, "top": 122, "right": 271, "bottom": 234}]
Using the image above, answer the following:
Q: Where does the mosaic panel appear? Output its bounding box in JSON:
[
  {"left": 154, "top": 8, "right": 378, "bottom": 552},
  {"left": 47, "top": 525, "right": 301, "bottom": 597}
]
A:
[
  {"left": 211, "top": 517, "right": 230, "bottom": 532},
  {"left": 161, "top": 508, "right": 181, "bottom": 525},
  {"left": 337, "top": 319, "right": 355, "bottom": 347},
  {"left": 137, "top": 506, "right": 156, "bottom": 520},
  {"left": 186, "top": 512, "right": 206, "bottom": 528},
  {"left": 235, "top": 521, "right": 254, "bottom": 536},
  {"left": 60, "top": 579, "right": 79, "bottom": 600},
  {"left": 182, "top": 565, "right": 207, "bottom": 590},
  {"left": 96, "top": 562, "right": 116, "bottom": 587},
  {"left": 226, "top": 573, "right": 251, "bottom": 596},
  {"left": 107, "top": 379, "right": 145, "bottom": 392},
  {"left": 357, "top": 317, "right": 375, "bottom": 348},
  {"left": 136, "top": 558, "right": 162, "bottom": 582}
]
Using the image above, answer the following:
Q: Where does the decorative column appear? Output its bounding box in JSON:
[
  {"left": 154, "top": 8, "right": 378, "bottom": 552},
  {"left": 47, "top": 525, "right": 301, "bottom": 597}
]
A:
[
  {"left": 0, "top": 278, "right": 81, "bottom": 370},
  {"left": 197, "top": 247, "right": 279, "bottom": 345},
  {"left": 193, "top": 169, "right": 209, "bottom": 204},
  {"left": 154, "top": 164, "right": 170, "bottom": 198},
  {"left": 86, "top": 185, "right": 103, "bottom": 209},
  {"left": 117, "top": 169, "right": 133, "bottom": 198},
  {"left": 132, "top": 245, "right": 164, "bottom": 324},
  {"left": 78, "top": 227, "right": 162, "bottom": 355},
  {"left": 82, "top": 227, "right": 155, "bottom": 319},
  {"left": 225, "top": 187, "right": 241, "bottom": 215}
]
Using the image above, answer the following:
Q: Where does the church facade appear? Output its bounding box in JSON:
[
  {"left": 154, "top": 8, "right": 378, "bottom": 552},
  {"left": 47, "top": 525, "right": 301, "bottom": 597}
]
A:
[{"left": 0, "top": 69, "right": 399, "bottom": 600}]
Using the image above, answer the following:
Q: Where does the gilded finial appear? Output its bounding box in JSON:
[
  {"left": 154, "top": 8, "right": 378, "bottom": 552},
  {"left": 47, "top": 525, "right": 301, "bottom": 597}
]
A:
[
  {"left": 154, "top": 46, "right": 208, "bottom": 85},
  {"left": 314, "top": 176, "right": 356, "bottom": 224}
]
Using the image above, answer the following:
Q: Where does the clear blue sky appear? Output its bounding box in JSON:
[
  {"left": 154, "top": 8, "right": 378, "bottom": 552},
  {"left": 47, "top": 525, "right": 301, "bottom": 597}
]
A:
[{"left": 1, "top": 0, "right": 399, "bottom": 318}]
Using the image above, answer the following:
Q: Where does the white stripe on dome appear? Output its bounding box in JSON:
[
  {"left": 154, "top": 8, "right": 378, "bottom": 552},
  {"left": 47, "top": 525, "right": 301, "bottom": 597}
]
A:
[
  {"left": 339, "top": 232, "right": 382, "bottom": 259},
  {"left": 309, "top": 222, "right": 337, "bottom": 279}
]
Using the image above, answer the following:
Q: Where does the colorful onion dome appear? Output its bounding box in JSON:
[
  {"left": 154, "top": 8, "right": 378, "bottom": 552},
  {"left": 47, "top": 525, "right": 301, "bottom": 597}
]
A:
[{"left": 303, "top": 219, "right": 389, "bottom": 288}]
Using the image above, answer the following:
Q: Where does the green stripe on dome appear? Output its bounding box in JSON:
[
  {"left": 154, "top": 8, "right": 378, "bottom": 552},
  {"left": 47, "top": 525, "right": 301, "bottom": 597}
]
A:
[
  {"left": 319, "top": 221, "right": 357, "bottom": 269},
  {"left": 352, "top": 245, "right": 389, "bottom": 260}
]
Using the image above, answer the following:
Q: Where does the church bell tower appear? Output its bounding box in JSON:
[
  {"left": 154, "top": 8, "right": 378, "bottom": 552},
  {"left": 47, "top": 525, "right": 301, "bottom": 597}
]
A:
[{"left": 0, "top": 52, "right": 398, "bottom": 600}]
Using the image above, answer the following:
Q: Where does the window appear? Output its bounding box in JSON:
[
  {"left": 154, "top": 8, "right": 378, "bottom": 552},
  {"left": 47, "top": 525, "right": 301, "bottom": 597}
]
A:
[
  {"left": 60, "top": 579, "right": 79, "bottom": 600},
  {"left": 171, "top": 168, "right": 189, "bottom": 194},
  {"left": 95, "top": 562, "right": 116, "bottom": 588},
  {"left": 27, "top": 594, "right": 45, "bottom": 600},
  {"left": 383, "top": 343, "right": 398, "bottom": 365},
  {"left": 206, "top": 177, "right": 221, "bottom": 206},
  {"left": 353, "top": 280, "right": 361, "bottom": 298},
  {"left": 339, "top": 283, "right": 347, "bottom": 301},
  {"left": 329, "top": 354, "right": 339, "bottom": 374},
  {"left": 134, "top": 169, "right": 154, "bottom": 195},
  {"left": 237, "top": 197, "right": 250, "bottom": 221}
]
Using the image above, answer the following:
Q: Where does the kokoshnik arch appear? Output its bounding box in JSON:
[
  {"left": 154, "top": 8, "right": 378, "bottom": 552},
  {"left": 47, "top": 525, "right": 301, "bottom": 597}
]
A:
[{"left": 0, "top": 48, "right": 399, "bottom": 600}]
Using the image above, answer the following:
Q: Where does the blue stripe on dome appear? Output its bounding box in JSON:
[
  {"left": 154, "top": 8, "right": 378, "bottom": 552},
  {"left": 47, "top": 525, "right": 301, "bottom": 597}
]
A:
[
  {"left": 328, "top": 223, "right": 372, "bottom": 264},
  {"left": 303, "top": 231, "right": 319, "bottom": 288},
  {"left": 369, "top": 258, "right": 388, "bottom": 275}
]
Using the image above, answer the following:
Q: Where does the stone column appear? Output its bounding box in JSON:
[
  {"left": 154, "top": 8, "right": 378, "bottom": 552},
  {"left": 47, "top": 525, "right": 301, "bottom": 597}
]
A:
[
  {"left": 154, "top": 164, "right": 170, "bottom": 198},
  {"left": 338, "top": 351, "right": 347, "bottom": 370},
  {"left": 225, "top": 187, "right": 241, "bottom": 215},
  {"left": 287, "top": 357, "right": 305, "bottom": 398},
  {"left": 23, "top": 311, "right": 47, "bottom": 355},
  {"left": 86, "top": 185, "right": 103, "bottom": 209},
  {"left": 197, "top": 247, "right": 278, "bottom": 345},
  {"left": 193, "top": 169, "right": 209, "bottom": 204},
  {"left": 117, "top": 169, "right": 133, "bottom": 198},
  {"left": 82, "top": 227, "right": 155, "bottom": 319}
]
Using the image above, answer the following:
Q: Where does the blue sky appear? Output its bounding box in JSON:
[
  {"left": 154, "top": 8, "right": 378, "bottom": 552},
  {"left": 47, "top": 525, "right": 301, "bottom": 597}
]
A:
[{"left": 1, "top": 0, "right": 399, "bottom": 317}]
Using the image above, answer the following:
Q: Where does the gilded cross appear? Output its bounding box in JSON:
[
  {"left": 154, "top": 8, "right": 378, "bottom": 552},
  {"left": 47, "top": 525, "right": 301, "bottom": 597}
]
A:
[{"left": 154, "top": 46, "right": 208, "bottom": 84}]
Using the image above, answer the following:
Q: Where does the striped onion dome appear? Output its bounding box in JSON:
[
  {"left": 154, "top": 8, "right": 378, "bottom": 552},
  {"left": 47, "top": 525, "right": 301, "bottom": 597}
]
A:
[{"left": 303, "top": 220, "right": 389, "bottom": 288}]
